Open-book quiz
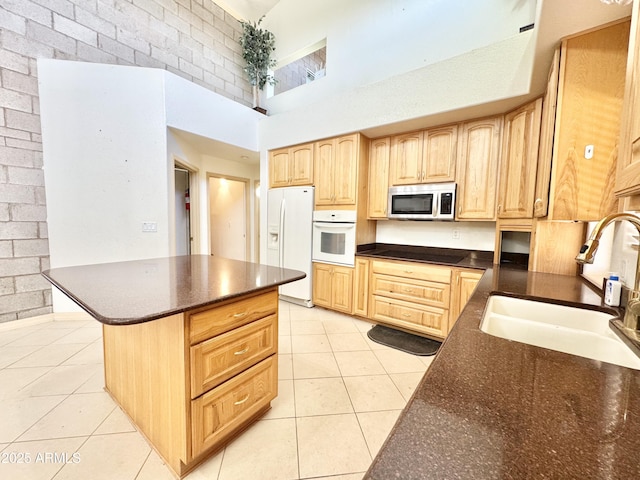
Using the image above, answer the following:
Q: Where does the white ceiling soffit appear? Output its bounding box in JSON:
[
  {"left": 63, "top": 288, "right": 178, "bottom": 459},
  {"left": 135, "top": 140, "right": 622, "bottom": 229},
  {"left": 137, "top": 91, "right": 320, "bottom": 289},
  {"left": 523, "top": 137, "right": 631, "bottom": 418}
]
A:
[
  {"left": 215, "top": 0, "right": 280, "bottom": 21},
  {"left": 170, "top": 128, "right": 260, "bottom": 165}
]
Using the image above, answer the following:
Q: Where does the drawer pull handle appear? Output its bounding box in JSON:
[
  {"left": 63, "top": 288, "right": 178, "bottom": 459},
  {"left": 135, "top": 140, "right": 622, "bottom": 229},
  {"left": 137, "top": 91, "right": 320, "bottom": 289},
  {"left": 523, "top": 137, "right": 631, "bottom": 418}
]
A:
[
  {"left": 234, "top": 394, "right": 250, "bottom": 406},
  {"left": 402, "top": 313, "right": 411, "bottom": 318},
  {"left": 234, "top": 347, "right": 249, "bottom": 356},
  {"left": 404, "top": 270, "right": 413, "bottom": 274},
  {"left": 233, "top": 312, "right": 247, "bottom": 318},
  {"left": 403, "top": 288, "right": 414, "bottom": 293}
]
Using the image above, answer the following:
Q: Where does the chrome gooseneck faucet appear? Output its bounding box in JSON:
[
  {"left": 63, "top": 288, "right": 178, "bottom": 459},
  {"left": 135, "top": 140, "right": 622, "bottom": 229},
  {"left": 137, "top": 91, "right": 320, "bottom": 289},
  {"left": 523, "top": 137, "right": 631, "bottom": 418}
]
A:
[{"left": 575, "top": 212, "right": 640, "bottom": 331}]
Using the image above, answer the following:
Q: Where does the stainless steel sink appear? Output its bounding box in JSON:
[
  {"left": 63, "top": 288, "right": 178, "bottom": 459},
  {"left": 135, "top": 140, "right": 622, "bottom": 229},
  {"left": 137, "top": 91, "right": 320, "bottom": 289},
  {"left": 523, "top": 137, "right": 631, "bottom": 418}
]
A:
[{"left": 480, "top": 295, "right": 640, "bottom": 370}]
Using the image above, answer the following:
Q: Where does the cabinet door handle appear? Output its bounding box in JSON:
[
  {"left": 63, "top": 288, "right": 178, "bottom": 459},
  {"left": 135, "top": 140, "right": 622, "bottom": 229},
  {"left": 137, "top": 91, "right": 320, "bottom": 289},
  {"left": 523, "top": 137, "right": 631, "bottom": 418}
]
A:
[
  {"left": 403, "top": 288, "right": 414, "bottom": 293},
  {"left": 234, "top": 394, "right": 250, "bottom": 405},
  {"left": 404, "top": 270, "right": 413, "bottom": 274},
  {"left": 234, "top": 347, "right": 249, "bottom": 356},
  {"left": 402, "top": 313, "right": 412, "bottom": 318},
  {"left": 233, "top": 312, "right": 247, "bottom": 318}
]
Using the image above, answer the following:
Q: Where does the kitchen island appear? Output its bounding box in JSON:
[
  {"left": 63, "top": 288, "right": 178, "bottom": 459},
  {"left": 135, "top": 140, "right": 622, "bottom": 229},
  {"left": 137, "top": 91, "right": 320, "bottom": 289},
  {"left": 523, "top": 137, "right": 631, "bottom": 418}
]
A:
[
  {"left": 43, "top": 255, "right": 305, "bottom": 478},
  {"left": 363, "top": 265, "right": 640, "bottom": 479}
]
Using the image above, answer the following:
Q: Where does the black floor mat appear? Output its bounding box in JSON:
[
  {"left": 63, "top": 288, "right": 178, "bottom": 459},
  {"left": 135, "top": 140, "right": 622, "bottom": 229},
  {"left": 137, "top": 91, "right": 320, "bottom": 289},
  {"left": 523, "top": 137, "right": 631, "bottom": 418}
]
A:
[{"left": 367, "top": 325, "right": 441, "bottom": 356}]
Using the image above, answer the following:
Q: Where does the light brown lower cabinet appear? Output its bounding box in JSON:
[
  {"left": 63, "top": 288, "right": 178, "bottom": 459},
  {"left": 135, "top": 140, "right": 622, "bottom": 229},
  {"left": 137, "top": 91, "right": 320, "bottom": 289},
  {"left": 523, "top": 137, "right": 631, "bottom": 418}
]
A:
[
  {"left": 313, "top": 262, "right": 354, "bottom": 314},
  {"left": 315, "top": 257, "right": 483, "bottom": 340},
  {"left": 102, "top": 288, "right": 279, "bottom": 478}
]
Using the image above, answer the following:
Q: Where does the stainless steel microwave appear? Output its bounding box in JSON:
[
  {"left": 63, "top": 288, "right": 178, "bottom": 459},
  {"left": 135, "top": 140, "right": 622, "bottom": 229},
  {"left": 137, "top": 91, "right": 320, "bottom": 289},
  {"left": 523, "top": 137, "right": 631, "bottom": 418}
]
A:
[{"left": 387, "top": 182, "right": 456, "bottom": 220}]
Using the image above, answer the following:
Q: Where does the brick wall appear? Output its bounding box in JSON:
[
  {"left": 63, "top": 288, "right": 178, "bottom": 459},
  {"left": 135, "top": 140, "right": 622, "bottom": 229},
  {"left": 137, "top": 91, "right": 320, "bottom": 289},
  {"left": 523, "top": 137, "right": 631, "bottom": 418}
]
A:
[
  {"left": 0, "top": 0, "right": 253, "bottom": 322},
  {"left": 274, "top": 46, "right": 326, "bottom": 95}
]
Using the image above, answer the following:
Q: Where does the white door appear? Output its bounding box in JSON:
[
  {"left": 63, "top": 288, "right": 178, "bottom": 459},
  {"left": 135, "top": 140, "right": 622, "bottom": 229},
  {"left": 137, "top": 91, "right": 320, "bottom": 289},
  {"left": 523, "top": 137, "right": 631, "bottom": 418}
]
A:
[{"left": 209, "top": 177, "right": 247, "bottom": 261}]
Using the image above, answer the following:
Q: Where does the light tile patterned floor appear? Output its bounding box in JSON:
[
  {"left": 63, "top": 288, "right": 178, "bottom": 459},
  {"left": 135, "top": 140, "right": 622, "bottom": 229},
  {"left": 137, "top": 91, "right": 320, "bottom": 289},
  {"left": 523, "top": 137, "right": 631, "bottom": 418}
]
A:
[{"left": 0, "top": 302, "right": 434, "bottom": 480}]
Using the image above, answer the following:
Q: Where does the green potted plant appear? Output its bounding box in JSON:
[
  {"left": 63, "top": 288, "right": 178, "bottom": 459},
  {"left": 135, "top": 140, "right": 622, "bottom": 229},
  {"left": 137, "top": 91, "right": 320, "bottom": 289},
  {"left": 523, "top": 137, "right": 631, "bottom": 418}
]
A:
[{"left": 239, "top": 17, "right": 277, "bottom": 114}]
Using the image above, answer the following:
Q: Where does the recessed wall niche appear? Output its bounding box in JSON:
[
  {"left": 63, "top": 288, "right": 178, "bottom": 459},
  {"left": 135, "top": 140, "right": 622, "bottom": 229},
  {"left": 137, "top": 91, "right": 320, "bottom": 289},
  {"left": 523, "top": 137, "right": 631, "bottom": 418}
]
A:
[{"left": 272, "top": 40, "right": 326, "bottom": 95}]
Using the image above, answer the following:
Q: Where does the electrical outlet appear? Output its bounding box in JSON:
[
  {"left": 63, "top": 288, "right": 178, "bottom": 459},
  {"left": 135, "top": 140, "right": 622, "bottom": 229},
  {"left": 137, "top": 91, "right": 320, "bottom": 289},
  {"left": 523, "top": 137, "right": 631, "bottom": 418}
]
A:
[
  {"left": 452, "top": 229, "right": 460, "bottom": 239},
  {"left": 142, "top": 222, "right": 157, "bottom": 233}
]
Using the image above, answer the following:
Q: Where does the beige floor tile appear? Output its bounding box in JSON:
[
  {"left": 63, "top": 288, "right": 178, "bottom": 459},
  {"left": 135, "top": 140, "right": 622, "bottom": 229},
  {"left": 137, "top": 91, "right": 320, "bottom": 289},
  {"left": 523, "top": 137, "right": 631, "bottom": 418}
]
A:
[
  {"left": 291, "top": 334, "right": 332, "bottom": 353},
  {"left": 352, "top": 318, "right": 375, "bottom": 333},
  {"left": 335, "top": 351, "right": 386, "bottom": 377},
  {"left": 52, "top": 327, "right": 102, "bottom": 345},
  {"left": 135, "top": 450, "right": 175, "bottom": 480},
  {"left": 93, "top": 406, "right": 135, "bottom": 435},
  {"left": 74, "top": 368, "right": 105, "bottom": 394},
  {"left": 294, "top": 377, "right": 353, "bottom": 417},
  {"left": 218, "top": 418, "right": 298, "bottom": 480},
  {"left": 327, "top": 333, "right": 371, "bottom": 352},
  {"left": 61, "top": 340, "right": 103, "bottom": 365},
  {"left": 0, "top": 345, "right": 41, "bottom": 368},
  {"left": 420, "top": 354, "right": 437, "bottom": 369},
  {"left": 343, "top": 375, "right": 406, "bottom": 413},
  {"left": 360, "top": 332, "right": 391, "bottom": 350},
  {"left": 389, "top": 372, "right": 426, "bottom": 401},
  {"left": 357, "top": 410, "right": 402, "bottom": 457},
  {"left": 279, "top": 354, "right": 293, "bottom": 380},
  {"left": 0, "top": 395, "right": 66, "bottom": 443},
  {"left": 279, "top": 319, "right": 291, "bottom": 336},
  {"left": 7, "top": 328, "right": 78, "bottom": 347},
  {"left": 290, "top": 305, "right": 324, "bottom": 322},
  {"left": 263, "top": 379, "right": 296, "bottom": 419},
  {"left": 0, "top": 327, "right": 42, "bottom": 347},
  {"left": 279, "top": 335, "right": 292, "bottom": 354},
  {"left": 8, "top": 343, "right": 89, "bottom": 368},
  {"left": 373, "top": 348, "right": 429, "bottom": 374},
  {"left": 18, "top": 392, "right": 116, "bottom": 441},
  {"left": 53, "top": 431, "right": 150, "bottom": 480},
  {"left": 49, "top": 319, "right": 94, "bottom": 329},
  {"left": 290, "top": 320, "right": 325, "bottom": 335},
  {"left": 297, "top": 413, "right": 371, "bottom": 478},
  {"left": 292, "top": 352, "right": 340, "bottom": 379},
  {"left": 0, "top": 436, "right": 86, "bottom": 480},
  {"left": 0, "top": 367, "right": 51, "bottom": 400},
  {"left": 0, "top": 444, "right": 7, "bottom": 452},
  {"left": 322, "top": 318, "right": 360, "bottom": 334},
  {"left": 24, "top": 364, "right": 103, "bottom": 397},
  {"left": 185, "top": 449, "right": 224, "bottom": 479}
]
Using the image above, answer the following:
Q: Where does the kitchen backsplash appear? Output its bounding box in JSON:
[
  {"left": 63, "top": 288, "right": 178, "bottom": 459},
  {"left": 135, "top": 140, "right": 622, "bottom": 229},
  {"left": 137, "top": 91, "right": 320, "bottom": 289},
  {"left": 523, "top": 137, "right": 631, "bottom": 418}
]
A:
[{"left": 375, "top": 220, "right": 496, "bottom": 251}]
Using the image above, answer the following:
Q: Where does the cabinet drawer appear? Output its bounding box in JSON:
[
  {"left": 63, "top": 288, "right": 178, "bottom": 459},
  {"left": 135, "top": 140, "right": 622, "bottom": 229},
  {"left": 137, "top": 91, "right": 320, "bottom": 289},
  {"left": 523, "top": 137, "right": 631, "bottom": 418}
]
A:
[
  {"left": 190, "top": 315, "right": 277, "bottom": 399},
  {"left": 191, "top": 356, "right": 277, "bottom": 458},
  {"left": 371, "top": 260, "right": 451, "bottom": 284},
  {"left": 371, "top": 273, "right": 450, "bottom": 308},
  {"left": 371, "top": 296, "right": 448, "bottom": 338},
  {"left": 189, "top": 289, "right": 277, "bottom": 345}
]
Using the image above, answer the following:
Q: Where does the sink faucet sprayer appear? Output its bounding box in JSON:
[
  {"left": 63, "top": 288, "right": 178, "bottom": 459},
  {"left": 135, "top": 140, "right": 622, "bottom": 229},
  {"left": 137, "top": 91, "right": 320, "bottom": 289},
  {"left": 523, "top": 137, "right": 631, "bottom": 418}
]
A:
[{"left": 575, "top": 212, "right": 640, "bottom": 332}]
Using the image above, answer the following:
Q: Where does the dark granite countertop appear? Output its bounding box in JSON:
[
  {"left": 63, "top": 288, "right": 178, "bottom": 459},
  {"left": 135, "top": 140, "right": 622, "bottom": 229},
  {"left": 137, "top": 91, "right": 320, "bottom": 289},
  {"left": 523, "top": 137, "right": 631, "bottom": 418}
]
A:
[
  {"left": 357, "top": 243, "right": 498, "bottom": 270},
  {"left": 42, "top": 255, "right": 305, "bottom": 325},
  {"left": 362, "top": 250, "right": 640, "bottom": 479}
]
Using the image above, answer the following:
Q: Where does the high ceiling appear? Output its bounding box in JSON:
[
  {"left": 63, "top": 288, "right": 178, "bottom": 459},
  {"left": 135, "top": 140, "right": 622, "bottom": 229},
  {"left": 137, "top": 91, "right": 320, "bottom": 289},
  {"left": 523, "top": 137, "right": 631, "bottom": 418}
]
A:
[{"left": 215, "top": 0, "right": 279, "bottom": 21}]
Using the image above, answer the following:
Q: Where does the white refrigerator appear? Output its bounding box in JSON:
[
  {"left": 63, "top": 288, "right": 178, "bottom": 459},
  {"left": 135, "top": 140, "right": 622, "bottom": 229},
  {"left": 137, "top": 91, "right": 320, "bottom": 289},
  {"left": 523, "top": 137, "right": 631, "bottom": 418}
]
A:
[{"left": 267, "top": 186, "right": 314, "bottom": 307}]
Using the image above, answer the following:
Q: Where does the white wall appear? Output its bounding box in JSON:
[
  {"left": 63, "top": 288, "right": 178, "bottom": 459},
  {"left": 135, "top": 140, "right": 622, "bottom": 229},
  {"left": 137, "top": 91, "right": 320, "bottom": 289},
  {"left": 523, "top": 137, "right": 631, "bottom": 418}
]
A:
[
  {"left": 39, "top": 60, "right": 170, "bottom": 312},
  {"left": 263, "top": 0, "right": 537, "bottom": 115},
  {"left": 376, "top": 221, "right": 497, "bottom": 252}
]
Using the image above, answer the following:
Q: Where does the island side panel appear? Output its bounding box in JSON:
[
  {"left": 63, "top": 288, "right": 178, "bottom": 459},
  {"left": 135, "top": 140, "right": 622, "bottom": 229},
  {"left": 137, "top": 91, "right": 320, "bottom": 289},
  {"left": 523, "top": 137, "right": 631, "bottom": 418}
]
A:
[{"left": 103, "top": 312, "right": 189, "bottom": 476}]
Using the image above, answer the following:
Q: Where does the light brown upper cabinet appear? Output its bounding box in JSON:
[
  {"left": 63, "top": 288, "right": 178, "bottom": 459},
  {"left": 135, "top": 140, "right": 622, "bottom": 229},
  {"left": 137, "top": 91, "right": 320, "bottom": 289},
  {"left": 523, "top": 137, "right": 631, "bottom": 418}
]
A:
[
  {"left": 456, "top": 116, "right": 502, "bottom": 220},
  {"left": 314, "top": 134, "right": 360, "bottom": 207},
  {"left": 269, "top": 143, "right": 314, "bottom": 188},
  {"left": 617, "top": 4, "right": 640, "bottom": 197},
  {"left": 548, "top": 20, "right": 629, "bottom": 219},
  {"left": 368, "top": 137, "right": 391, "bottom": 219},
  {"left": 497, "top": 98, "right": 543, "bottom": 219},
  {"left": 389, "top": 126, "right": 457, "bottom": 186}
]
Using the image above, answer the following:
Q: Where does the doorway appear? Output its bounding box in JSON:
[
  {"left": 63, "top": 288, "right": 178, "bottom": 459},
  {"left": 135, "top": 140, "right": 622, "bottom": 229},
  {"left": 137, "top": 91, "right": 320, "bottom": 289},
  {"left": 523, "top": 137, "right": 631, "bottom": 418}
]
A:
[
  {"left": 174, "top": 167, "right": 191, "bottom": 255},
  {"left": 209, "top": 175, "right": 249, "bottom": 261}
]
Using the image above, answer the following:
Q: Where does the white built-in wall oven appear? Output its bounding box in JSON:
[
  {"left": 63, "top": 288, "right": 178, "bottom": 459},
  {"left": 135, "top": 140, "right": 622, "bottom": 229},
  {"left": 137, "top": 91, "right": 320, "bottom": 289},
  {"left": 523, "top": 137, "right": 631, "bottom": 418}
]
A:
[{"left": 312, "top": 210, "right": 357, "bottom": 267}]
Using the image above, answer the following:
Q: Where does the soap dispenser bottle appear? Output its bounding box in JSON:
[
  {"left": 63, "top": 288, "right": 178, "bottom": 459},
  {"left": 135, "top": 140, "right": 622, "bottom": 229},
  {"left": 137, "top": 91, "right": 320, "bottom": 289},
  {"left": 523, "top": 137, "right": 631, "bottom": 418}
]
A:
[{"left": 604, "top": 273, "right": 622, "bottom": 307}]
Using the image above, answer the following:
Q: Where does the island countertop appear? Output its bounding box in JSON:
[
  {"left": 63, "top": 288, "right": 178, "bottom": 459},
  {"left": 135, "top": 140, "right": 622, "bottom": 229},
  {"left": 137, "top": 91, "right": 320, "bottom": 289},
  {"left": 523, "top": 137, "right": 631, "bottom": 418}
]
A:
[
  {"left": 364, "top": 265, "right": 640, "bottom": 479},
  {"left": 42, "top": 255, "right": 305, "bottom": 325}
]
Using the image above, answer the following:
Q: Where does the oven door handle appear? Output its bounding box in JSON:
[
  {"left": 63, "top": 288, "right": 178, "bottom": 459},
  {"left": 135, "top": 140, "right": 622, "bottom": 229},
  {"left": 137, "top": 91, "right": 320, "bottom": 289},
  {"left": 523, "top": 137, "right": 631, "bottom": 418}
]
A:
[{"left": 313, "top": 222, "right": 355, "bottom": 229}]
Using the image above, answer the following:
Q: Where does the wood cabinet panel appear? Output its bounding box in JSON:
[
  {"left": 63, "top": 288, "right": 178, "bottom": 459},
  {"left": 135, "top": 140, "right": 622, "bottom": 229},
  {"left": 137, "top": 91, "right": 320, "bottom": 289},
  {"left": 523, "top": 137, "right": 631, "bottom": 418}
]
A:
[
  {"left": 314, "top": 139, "right": 335, "bottom": 205},
  {"left": 498, "top": 99, "right": 543, "bottom": 219},
  {"left": 312, "top": 262, "right": 354, "bottom": 313},
  {"left": 456, "top": 116, "right": 502, "bottom": 220},
  {"left": 424, "top": 125, "right": 457, "bottom": 182},
  {"left": 368, "top": 137, "right": 391, "bottom": 219},
  {"left": 371, "top": 259, "right": 451, "bottom": 284},
  {"left": 312, "top": 262, "right": 333, "bottom": 308},
  {"left": 269, "top": 148, "right": 290, "bottom": 188},
  {"left": 618, "top": 3, "right": 640, "bottom": 196},
  {"left": 449, "top": 269, "right": 483, "bottom": 332},
  {"left": 191, "top": 356, "right": 277, "bottom": 458},
  {"left": 189, "top": 290, "right": 278, "bottom": 345},
  {"left": 190, "top": 314, "right": 277, "bottom": 399},
  {"left": 269, "top": 143, "right": 314, "bottom": 188},
  {"left": 371, "top": 274, "right": 450, "bottom": 309},
  {"left": 390, "top": 131, "right": 423, "bottom": 185},
  {"left": 370, "top": 296, "right": 448, "bottom": 338},
  {"left": 334, "top": 135, "right": 358, "bottom": 205},
  {"left": 353, "top": 258, "right": 370, "bottom": 317},
  {"left": 550, "top": 21, "right": 628, "bottom": 219}
]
